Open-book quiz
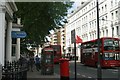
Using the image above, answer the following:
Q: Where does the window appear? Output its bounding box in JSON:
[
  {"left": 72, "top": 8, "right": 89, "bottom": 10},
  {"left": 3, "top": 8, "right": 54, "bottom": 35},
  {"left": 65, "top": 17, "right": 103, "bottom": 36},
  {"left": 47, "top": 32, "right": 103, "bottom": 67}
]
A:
[
  {"left": 95, "top": 32, "right": 96, "bottom": 39},
  {"left": 111, "top": 0, "right": 113, "bottom": 7},
  {"left": 89, "top": 4, "right": 91, "bottom": 9},
  {"left": 116, "top": 11, "right": 118, "bottom": 19},
  {"left": 92, "top": 12, "right": 93, "bottom": 18},
  {"left": 102, "top": 7, "right": 104, "bottom": 12},
  {"left": 112, "top": 27, "right": 114, "bottom": 37},
  {"left": 89, "top": 13, "right": 91, "bottom": 19},
  {"left": 93, "top": 34, "right": 94, "bottom": 39},
  {"left": 89, "top": 22, "right": 91, "bottom": 28},
  {"left": 105, "top": 4, "right": 107, "bottom": 11},
  {"left": 103, "top": 30, "right": 104, "bottom": 36},
  {"left": 105, "top": 16, "right": 107, "bottom": 24},
  {"left": 106, "top": 29, "right": 108, "bottom": 36},
  {"left": 104, "top": 39, "right": 119, "bottom": 51},
  {"left": 115, "top": 0, "right": 117, "bottom": 5},
  {"left": 111, "top": 13, "right": 114, "bottom": 20},
  {"left": 12, "top": 38, "right": 17, "bottom": 44},
  {"left": 12, "top": 45, "right": 16, "bottom": 56},
  {"left": 92, "top": 3, "right": 93, "bottom": 7},
  {"left": 92, "top": 22, "right": 94, "bottom": 27},
  {"left": 95, "top": 21, "right": 96, "bottom": 27},
  {"left": 116, "top": 26, "right": 119, "bottom": 35}
]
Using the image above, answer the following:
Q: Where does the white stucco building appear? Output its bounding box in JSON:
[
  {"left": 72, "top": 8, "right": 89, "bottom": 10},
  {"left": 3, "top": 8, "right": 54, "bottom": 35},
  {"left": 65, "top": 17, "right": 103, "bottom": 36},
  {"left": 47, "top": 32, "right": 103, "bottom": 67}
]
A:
[
  {"left": 12, "top": 18, "right": 23, "bottom": 61},
  {"left": 0, "top": 1, "right": 19, "bottom": 65},
  {"left": 65, "top": 0, "right": 120, "bottom": 61}
]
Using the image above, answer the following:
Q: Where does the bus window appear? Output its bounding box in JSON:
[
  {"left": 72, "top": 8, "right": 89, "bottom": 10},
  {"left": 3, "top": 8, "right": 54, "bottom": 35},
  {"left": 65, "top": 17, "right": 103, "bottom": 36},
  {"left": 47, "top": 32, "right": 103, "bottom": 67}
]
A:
[
  {"left": 115, "top": 53, "right": 120, "bottom": 60},
  {"left": 104, "top": 53, "right": 112, "bottom": 60},
  {"left": 104, "top": 39, "right": 119, "bottom": 50},
  {"left": 104, "top": 52, "right": 119, "bottom": 60}
]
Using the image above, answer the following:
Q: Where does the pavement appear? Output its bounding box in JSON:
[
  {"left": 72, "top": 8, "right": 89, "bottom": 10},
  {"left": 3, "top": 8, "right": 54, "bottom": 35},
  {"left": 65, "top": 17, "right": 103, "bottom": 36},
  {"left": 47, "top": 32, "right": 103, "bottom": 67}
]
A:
[
  {"left": 27, "top": 65, "right": 60, "bottom": 80},
  {"left": 27, "top": 61, "right": 79, "bottom": 80}
]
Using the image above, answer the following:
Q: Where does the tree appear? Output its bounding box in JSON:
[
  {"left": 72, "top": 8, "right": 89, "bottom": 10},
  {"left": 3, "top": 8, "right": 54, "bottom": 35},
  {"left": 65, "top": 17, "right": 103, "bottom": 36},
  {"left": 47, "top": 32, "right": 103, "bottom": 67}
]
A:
[{"left": 14, "top": 2, "right": 73, "bottom": 52}]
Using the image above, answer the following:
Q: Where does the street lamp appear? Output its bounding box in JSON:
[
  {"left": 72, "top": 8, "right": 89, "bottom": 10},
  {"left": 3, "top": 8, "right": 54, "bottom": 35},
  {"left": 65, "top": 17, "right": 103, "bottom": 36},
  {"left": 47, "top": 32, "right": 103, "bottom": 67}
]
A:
[
  {"left": 101, "top": 18, "right": 114, "bottom": 37},
  {"left": 96, "top": 0, "right": 102, "bottom": 80}
]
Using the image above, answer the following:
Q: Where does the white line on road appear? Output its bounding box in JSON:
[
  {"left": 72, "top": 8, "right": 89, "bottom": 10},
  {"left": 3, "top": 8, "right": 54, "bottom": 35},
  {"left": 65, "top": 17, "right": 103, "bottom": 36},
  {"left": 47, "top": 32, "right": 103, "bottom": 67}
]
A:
[
  {"left": 88, "top": 76, "right": 92, "bottom": 78},
  {"left": 113, "top": 70, "right": 118, "bottom": 72},
  {"left": 82, "top": 75, "right": 86, "bottom": 77},
  {"left": 77, "top": 73, "right": 80, "bottom": 75}
]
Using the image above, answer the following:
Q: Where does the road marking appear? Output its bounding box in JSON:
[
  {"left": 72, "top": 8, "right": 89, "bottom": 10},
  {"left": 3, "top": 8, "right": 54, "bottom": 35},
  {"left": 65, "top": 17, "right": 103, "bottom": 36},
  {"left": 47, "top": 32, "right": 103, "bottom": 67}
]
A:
[
  {"left": 77, "top": 73, "right": 80, "bottom": 75},
  {"left": 114, "top": 70, "right": 118, "bottom": 72},
  {"left": 82, "top": 75, "right": 86, "bottom": 77},
  {"left": 88, "top": 76, "right": 92, "bottom": 78},
  {"left": 107, "top": 69, "right": 118, "bottom": 72}
]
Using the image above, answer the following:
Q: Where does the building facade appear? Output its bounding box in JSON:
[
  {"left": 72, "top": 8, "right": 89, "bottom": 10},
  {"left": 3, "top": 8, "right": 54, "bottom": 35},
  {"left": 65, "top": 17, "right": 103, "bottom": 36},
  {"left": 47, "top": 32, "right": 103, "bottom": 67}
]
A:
[
  {"left": 0, "top": 1, "right": 21, "bottom": 65},
  {"left": 60, "top": 27, "right": 66, "bottom": 55},
  {"left": 49, "top": 27, "right": 66, "bottom": 55},
  {"left": 65, "top": 0, "right": 120, "bottom": 61},
  {"left": 12, "top": 18, "right": 23, "bottom": 61}
]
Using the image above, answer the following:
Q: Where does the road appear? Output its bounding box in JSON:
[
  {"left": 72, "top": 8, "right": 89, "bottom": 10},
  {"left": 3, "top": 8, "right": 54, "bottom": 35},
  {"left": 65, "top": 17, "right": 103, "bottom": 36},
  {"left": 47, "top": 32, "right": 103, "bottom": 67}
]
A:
[{"left": 54, "top": 62, "right": 120, "bottom": 80}]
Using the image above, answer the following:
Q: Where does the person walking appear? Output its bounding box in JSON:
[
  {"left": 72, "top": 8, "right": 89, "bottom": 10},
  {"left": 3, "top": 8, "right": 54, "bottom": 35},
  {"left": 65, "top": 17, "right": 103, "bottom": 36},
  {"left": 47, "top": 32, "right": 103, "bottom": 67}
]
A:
[
  {"left": 34, "top": 55, "right": 40, "bottom": 71},
  {"left": 29, "top": 55, "right": 34, "bottom": 72},
  {"left": 19, "top": 55, "right": 27, "bottom": 67}
]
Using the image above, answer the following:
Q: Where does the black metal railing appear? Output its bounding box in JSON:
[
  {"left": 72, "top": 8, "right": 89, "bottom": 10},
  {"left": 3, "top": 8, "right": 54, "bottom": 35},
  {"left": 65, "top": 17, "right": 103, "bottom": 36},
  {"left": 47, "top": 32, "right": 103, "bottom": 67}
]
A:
[{"left": 2, "top": 61, "right": 28, "bottom": 80}]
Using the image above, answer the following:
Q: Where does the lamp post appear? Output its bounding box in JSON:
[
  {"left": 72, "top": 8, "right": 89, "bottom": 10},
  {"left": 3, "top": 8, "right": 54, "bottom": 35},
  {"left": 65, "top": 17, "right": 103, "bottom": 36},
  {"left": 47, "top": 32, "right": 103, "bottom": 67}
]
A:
[
  {"left": 96, "top": 0, "right": 102, "bottom": 80},
  {"left": 101, "top": 18, "right": 113, "bottom": 37}
]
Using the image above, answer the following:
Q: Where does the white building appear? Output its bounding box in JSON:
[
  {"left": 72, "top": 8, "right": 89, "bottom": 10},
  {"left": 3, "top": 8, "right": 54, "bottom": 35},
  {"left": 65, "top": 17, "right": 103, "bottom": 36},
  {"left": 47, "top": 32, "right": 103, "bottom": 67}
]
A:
[
  {"left": 12, "top": 18, "right": 23, "bottom": 61},
  {"left": 65, "top": 0, "right": 120, "bottom": 61},
  {"left": 0, "top": 1, "right": 20, "bottom": 65}
]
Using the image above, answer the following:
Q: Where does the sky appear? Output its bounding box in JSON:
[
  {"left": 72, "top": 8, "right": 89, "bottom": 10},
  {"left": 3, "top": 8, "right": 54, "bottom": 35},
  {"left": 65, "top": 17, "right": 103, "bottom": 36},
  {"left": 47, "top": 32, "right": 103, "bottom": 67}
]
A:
[{"left": 68, "top": 0, "right": 88, "bottom": 13}]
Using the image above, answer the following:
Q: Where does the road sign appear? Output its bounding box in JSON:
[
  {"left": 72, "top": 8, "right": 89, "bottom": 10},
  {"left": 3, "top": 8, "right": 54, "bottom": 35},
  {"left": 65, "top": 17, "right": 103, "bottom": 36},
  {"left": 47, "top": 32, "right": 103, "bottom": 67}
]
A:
[
  {"left": 71, "top": 29, "right": 75, "bottom": 43},
  {"left": 12, "top": 31, "right": 27, "bottom": 38}
]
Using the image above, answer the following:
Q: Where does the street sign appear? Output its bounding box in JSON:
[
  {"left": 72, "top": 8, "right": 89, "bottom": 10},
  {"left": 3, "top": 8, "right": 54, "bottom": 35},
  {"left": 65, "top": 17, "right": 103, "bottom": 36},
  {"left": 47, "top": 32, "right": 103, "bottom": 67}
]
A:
[
  {"left": 12, "top": 31, "right": 27, "bottom": 38},
  {"left": 71, "top": 29, "right": 75, "bottom": 43}
]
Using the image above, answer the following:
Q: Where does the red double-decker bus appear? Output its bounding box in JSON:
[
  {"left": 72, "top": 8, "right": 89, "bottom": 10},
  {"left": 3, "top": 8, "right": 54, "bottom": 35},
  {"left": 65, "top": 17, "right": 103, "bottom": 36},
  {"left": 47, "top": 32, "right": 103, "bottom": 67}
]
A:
[
  {"left": 43, "top": 45, "right": 62, "bottom": 63},
  {"left": 81, "top": 37, "right": 120, "bottom": 67}
]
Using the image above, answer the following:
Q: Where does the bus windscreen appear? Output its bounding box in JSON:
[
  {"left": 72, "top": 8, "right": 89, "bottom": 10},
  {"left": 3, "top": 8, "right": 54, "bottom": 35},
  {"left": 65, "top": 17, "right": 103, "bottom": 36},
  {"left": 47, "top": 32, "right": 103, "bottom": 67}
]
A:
[{"left": 104, "top": 39, "right": 119, "bottom": 50}]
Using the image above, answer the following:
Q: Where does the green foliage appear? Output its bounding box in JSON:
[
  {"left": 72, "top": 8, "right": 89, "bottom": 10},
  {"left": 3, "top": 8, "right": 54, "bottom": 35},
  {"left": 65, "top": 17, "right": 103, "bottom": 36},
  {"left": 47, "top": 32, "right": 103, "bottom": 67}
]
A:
[{"left": 14, "top": 2, "right": 73, "bottom": 46}]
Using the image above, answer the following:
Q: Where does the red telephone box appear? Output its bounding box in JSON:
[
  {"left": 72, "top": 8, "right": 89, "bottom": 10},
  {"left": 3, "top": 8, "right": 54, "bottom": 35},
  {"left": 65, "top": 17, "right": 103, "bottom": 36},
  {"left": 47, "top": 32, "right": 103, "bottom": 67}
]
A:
[{"left": 41, "top": 47, "right": 54, "bottom": 75}]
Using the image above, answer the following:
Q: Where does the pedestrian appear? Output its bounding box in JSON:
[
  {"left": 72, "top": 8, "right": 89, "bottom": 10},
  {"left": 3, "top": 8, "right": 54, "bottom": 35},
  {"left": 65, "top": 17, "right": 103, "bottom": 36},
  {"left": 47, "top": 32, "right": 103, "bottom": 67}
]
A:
[
  {"left": 29, "top": 55, "right": 34, "bottom": 72},
  {"left": 19, "top": 55, "right": 27, "bottom": 67},
  {"left": 26, "top": 55, "right": 30, "bottom": 71},
  {"left": 34, "top": 55, "right": 40, "bottom": 71}
]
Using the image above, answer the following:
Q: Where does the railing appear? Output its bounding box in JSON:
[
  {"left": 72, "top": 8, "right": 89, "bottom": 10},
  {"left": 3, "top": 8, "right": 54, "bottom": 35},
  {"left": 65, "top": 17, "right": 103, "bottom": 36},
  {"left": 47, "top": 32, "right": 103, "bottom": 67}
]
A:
[{"left": 2, "top": 61, "right": 28, "bottom": 80}]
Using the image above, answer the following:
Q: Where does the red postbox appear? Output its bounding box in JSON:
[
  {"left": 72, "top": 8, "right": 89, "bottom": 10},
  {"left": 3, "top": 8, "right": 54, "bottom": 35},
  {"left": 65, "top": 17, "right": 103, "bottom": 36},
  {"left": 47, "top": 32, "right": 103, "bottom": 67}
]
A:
[{"left": 60, "top": 58, "right": 69, "bottom": 80}]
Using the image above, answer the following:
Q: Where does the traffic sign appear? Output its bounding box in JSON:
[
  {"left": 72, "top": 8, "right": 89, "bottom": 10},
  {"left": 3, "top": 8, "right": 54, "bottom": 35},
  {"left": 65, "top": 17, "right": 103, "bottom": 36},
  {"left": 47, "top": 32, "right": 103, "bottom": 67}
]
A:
[
  {"left": 12, "top": 31, "right": 27, "bottom": 38},
  {"left": 71, "top": 29, "right": 75, "bottom": 43}
]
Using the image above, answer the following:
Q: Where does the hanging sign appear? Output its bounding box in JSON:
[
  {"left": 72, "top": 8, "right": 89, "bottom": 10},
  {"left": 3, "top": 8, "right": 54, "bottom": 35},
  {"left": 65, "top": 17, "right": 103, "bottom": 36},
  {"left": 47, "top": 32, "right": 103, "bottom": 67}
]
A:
[{"left": 12, "top": 31, "right": 27, "bottom": 38}]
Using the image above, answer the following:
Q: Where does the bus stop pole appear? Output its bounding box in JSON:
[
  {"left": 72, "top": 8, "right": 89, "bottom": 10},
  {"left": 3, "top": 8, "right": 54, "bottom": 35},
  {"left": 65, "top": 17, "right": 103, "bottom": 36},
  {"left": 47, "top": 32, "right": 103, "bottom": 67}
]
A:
[{"left": 96, "top": 0, "right": 102, "bottom": 80}]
